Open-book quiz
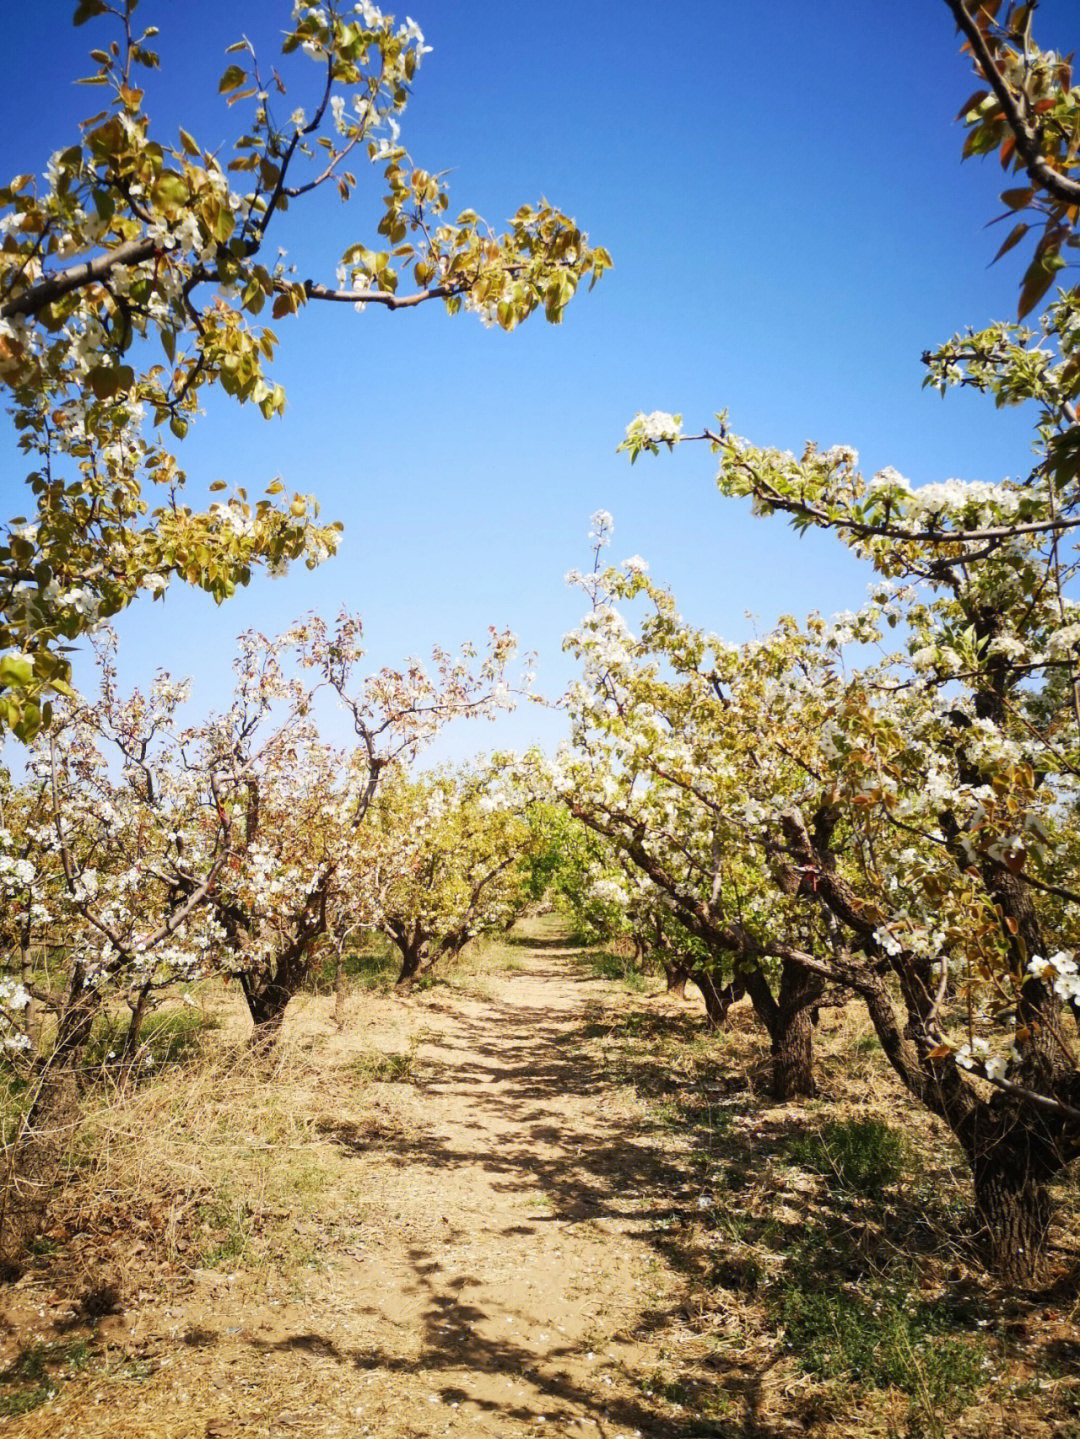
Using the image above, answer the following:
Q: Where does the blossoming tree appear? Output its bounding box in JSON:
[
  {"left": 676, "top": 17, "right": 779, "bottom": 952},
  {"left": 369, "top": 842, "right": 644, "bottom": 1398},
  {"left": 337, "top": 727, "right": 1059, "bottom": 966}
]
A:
[
  {"left": 356, "top": 762, "right": 534, "bottom": 988},
  {"left": 0, "top": 0, "right": 609, "bottom": 740},
  {"left": 593, "top": 1, "right": 1080, "bottom": 1282},
  {"left": 171, "top": 612, "right": 526, "bottom": 1040}
]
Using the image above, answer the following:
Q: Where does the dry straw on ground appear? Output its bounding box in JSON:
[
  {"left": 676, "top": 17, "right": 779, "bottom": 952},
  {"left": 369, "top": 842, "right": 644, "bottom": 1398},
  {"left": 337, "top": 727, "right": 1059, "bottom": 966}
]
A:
[{"left": 0, "top": 916, "right": 1077, "bottom": 1437}]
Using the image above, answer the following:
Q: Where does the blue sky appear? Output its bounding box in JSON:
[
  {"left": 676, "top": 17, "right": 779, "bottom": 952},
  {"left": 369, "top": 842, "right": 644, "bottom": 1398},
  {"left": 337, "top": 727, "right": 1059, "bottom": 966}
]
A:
[{"left": 3, "top": 0, "right": 1076, "bottom": 761}]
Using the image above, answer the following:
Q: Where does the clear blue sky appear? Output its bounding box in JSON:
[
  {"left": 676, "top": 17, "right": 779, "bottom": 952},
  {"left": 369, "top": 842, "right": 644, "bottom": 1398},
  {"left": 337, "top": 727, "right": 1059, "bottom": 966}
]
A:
[{"left": 3, "top": 0, "right": 1076, "bottom": 761}]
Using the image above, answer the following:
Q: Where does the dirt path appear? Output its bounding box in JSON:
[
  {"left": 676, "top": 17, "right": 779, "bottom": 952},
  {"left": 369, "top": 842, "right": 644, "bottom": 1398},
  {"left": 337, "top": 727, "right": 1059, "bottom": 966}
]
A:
[{"left": 9, "top": 918, "right": 710, "bottom": 1438}]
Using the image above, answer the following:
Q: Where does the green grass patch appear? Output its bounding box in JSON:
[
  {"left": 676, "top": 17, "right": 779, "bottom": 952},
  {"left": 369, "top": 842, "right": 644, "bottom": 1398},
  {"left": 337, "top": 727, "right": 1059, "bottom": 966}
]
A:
[
  {"left": 0, "top": 1338, "right": 92, "bottom": 1417},
  {"left": 196, "top": 1194, "right": 251, "bottom": 1269},
  {"left": 851, "top": 1032, "right": 881, "bottom": 1054},
  {"left": 307, "top": 941, "right": 399, "bottom": 994},
  {"left": 349, "top": 1047, "right": 416, "bottom": 1083},
  {"left": 585, "top": 950, "right": 649, "bottom": 991},
  {"left": 788, "top": 1116, "right": 907, "bottom": 1199},
  {"left": 772, "top": 1225, "right": 984, "bottom": 1427},
  {"left": 84, "top": 1005, "right": 219, "bottom": 1073}
]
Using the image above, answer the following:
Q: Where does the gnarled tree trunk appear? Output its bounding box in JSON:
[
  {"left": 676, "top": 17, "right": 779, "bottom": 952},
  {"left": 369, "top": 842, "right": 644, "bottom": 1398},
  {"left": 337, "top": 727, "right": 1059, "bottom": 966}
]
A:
[
  {"left": 740, "top": 959, "right": 823, "bottom": 1100},
  {"left": 663, "top": 961, "right": 692, "bottom": 999},
  {"left": 693, "top": 969, "right": 744, "bottom": 1028},
  {"left": 1, "top": 973, "right": 100, "bottom": 1268},
  {"left": 770, "top": 960, "right": 825, "bottom": 1101},
  {"left": 386, "top": 920, "right": 430, "bottom": 991},
  {"left": 119, "top": 981, "right": 154, "bottom": 1075},
  {"left": 240, "top": 963, "right": 304, "bottom": 1052}
]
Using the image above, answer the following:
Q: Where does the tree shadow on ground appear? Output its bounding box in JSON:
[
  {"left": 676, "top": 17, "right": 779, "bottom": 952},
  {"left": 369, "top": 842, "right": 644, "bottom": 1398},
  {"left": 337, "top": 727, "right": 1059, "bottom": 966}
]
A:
[
  {"left": 248, "top": 1245, "right": 793, "bottom": 1438},
  {"left": 324, "top": 945, "right": 1080, "bottom": 1434},
  {"left": 500, "top": 931, "right": 583, "bottom": 952},
  {"left": 310, "top": 956, "right": 840, "bottom": 1434}
]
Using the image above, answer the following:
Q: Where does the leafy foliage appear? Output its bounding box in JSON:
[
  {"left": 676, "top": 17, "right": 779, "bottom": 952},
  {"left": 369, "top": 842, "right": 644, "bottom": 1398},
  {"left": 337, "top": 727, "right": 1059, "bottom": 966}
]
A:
[{"left": 0, "top": 1, "right": 608, "bottom": 739}]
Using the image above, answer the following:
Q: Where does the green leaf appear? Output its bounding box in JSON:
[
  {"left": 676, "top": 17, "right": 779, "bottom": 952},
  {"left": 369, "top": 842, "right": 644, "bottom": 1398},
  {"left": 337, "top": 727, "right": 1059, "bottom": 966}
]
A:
[
  {"left": 0, "top": 655, "right": 34, "bottom": 688},
  {"left": 73, "top": 0, "right": 108, "bottom": 24},
  {"left": 218, "top": 64, "right": 246, "bottom": 94},
  {"left": 211, "top": 204, "right": 235, "bottom": 244},
  {"left": 992, "top": 221, "right": 1029, "bottom": 265},
  {"left": 151, "top": 170, "right": 189, "bottom": 214}
]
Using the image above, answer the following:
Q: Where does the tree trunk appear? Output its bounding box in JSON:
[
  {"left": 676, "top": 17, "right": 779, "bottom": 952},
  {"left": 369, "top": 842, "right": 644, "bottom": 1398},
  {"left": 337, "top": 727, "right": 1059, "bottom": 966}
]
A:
[
  {"left": 770, "top": 1005, "right": 816, "bottom": 1100},
  {"left": 663, "top": 962, "right": 690, "bottom": 999},
  {"left": 858, "top": 963, "right": 1071, "bottom": 1286},
  {"left": 972, "top": 1144, "right": 1053, "bottom": 1286},
  {"left": 769, "top": 960, "right": 825, "bottom": 1101},
  {"left": 333, "top": 952, "right": 347, "bottom": 1031},
  {"left": 19, "top": 941, "right": 40, "bottom": 1055},
  {"left": 119, "top": 982, "right": 154, "bottom": 1075},
  {"left": 694, "top": 970, "right": 744, "bottom": 1028},
  {"left": 395, "top": 940, "right": 428, "bottom": 990},
  {"left": 1, "top": 979, "right": 99, "bottom": 1268},
  {"left": 240, "top": 974, "right": 293, "bottom": 1051}
]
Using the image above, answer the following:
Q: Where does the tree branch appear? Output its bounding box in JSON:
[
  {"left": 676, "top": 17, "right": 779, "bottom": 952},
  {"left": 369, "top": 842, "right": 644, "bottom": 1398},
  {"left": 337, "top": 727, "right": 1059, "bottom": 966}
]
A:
[
  {"left": 0, "top": 236, "right": 158, "bottom": 321},
  {"left": 300, "top": 279, "right": 452, "bottom": 310},
  {"left": 945, "top": 0, "right": 1080, "bottom": 208}
]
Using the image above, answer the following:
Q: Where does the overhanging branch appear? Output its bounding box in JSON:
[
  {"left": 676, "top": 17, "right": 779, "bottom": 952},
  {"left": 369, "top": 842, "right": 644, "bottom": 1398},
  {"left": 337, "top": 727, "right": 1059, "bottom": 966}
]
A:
[{"left": 945, "top": 0, "right": 1080, "bottom": 208}]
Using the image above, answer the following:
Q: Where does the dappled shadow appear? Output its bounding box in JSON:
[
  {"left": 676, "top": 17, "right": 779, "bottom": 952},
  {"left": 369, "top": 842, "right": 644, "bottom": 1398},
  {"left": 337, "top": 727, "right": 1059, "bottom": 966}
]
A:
[
  {"left": 246, "top": 1241, "right": 795, "bottom": 1438},
  {"left": 324, "top": 934, "right": 1068, "bottom": 1433},
  {"left": 310, "top": 946, "right": 820, "bottom": 1433},
  {"left": 500, "top": 930, "right": 585, "bottom": 952}
]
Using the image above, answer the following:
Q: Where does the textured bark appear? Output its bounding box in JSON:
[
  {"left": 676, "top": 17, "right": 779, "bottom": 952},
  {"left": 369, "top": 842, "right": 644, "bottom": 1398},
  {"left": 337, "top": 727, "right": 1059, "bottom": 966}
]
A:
[
  {"left": 972, "top": 1144, "right": 1053, "bottom": 1286},
  {"left": 770, "top": 960, "right": 825, "bottom": 1100},
  {"left": 663, "top": 962, "right": 691, "bottom": 999},
  {"left": 770, "top": 1007, "right": 815, "bottom": 1100},
  {"left": 120, "top": 983, "right": 154, "bottom": 1072},
  {"left": 240, "top": 970, "right": 296, "bottom": 1051},
  {"left": 1, "top": 977, "right": 100, "bottom": 1268},
  {"left": 393, "top": 937, "right": 429, "bottom": 990},
  {"left": 693, "top": 970, "right": 744, "bottom": 1028}
]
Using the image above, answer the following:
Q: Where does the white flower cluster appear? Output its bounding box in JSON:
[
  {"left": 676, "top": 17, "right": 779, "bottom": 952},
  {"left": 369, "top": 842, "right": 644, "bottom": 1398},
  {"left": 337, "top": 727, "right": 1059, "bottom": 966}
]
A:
[
  {"left": 1028, "top": 950, "right": 1080, "bottom": 1005},
  {"left": 0, "top": 852, "right": 35, "bottom": 893},
  {"left": 588, "top": 509, "right": 614, "bottom": 548},
  {"left": 0, "top": 979, "right": 31, "bottom": 1013},
  {"left": 873, "top": 927, "right": 903, "bottom": 957},
  {"left": 1046, "top": 623, "right": 1080, "bottom": 659},
  {"left": 866, "top": 470, "right": 1024, "bottom": 525},
  {"left": 955, "top": 1036, "right": 1011, "bottom": 1083},
  {"left": 624, "top": 411, "right": 683, "bottom": 446},
  {"left": 588, "top": 878, "right": 629, "bottom": 908}
]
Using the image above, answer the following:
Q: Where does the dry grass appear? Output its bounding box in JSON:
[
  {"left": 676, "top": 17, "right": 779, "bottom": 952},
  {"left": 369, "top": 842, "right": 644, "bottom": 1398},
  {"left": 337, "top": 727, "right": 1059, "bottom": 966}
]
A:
[
  {"left": 573, "top": 975, "right": 1080, "bottom": 1438},
  {"left": 0, "top": 929, "right": 1078, "bottom": 1437},
  {"left": 33, "top": 1010, "right": 425, "bottom": 1293}
]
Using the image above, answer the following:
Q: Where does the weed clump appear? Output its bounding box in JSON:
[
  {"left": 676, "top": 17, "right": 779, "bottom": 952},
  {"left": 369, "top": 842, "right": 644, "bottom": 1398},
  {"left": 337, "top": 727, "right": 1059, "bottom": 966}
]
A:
[
  {"left": 350, "top": 1048, "right": 416, "bottom": 1083},
  {"left": 775, "top": 1227, "right": 984, "bottom": 1424},
  {"left": 0, "top": 1339, "right": 92, "bottom": 1417},
  {"left": 83, "top": 1006, "right": 219, "bottom": 1073},
  {"left": 586, "top": 951, "right": 648, "bottom": 991},
  {"left": 789, "top": 1116, "right": 906, "bottom": 1199}
]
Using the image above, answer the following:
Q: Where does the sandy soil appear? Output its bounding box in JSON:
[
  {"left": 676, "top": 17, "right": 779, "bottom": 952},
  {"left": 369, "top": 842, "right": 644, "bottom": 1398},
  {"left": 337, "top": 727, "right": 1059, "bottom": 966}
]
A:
[{"left": 4, "top": 917, "right": 708, "bottom": 1438}]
